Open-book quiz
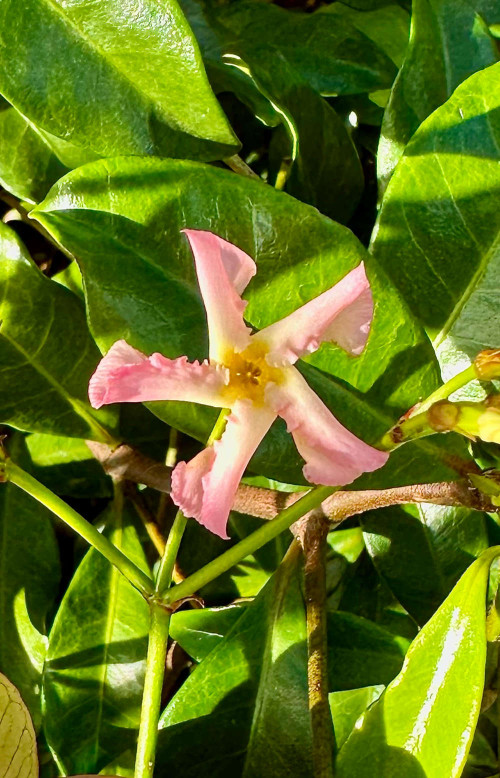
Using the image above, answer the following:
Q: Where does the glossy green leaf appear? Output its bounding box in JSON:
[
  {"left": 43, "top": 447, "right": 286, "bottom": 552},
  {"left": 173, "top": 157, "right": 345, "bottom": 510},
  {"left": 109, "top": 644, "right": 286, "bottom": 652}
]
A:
[
  {"left": 320, "top": 4, "right": 410, "bottom": 69},
  {"left": 25, "top": 434, "right": 112, "bottom": 498},
  {"left": 337, "top": 550, "right": 419, "bottom": 641},
  {"left": 0, "top": 104, "right": 68, "bottom": 203},
  {"left": 377, "top": 0, "right": 498, "bottom": 191},
  {"left": 329, "top": 685, "right": 385, "bottom": 751},
  {"left": 211, "top": 1, "right": 398, "bottom": 96},
  {"left": 178, "top": 0, "right": 280, "bottom": 127},
  {"left": 43, "top": 499, "right": 150, "bottom": 774},
  {"left": 361, "top": 504, "right": 489, "bottom": 624},
  {"left": 0, "top": 671, "right": 38, "bottom": 778},
  {"left": 0, "top": 223, "right": 116, "bottom": 440},
  {"left": 327, "top": 612, "right": 409, "bottom": 691},
  {"left": 156, "top": 547, "right": 313, "bottom": 777},
  {"left": 250, "top": 53, "right": 364, "bottom": 223},
  {"left": 372, "top": 62, "right": 500, "bottom": 390},
  {"left": 170, "top": 603, "right": 248, "bottom": 662},
  {"left": 0, "top": 0, "right": 238, "bottom": 161},
  {"left": 0, "top": 435, "right": 60, "bottom": 730},
  {"left": 336, "top": 549, "right": 500, "bottom": 777},
  {"left": 33, "top": 156, "right": 446, "bottom": 484},
  {"left": 170, "top": 602, "right": 409, "bottom": 694}
]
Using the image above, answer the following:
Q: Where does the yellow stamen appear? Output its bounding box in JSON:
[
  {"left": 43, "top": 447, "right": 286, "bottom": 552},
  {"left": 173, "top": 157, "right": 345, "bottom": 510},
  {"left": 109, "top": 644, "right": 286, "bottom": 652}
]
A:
[{"left": 220, "top": 341, "right": 284, "bottom": 406}]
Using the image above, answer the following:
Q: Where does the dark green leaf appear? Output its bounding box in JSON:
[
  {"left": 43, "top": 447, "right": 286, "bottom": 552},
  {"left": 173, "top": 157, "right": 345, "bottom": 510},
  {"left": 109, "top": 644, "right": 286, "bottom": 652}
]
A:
[
  {"left": 0, "top": 104, "right": 68, "bottom": 203},
  {"left": 378, "top": 0, "right": 498, "bottom": 191},
  {"left": 0, "top": 223, "right": 117, "bottom": 440},
  {"left": 250, "top": 52, "right": 364, "bottom": 223},
  {"left": 211, "top": 1, "right": 398, "bottom": 96},
  {"left": 336, "top": 549, "right": 499, "bottom": 777},
  {"left": 0, "top": 434, "right": 60, "bottom": 730},
  {"left": 43, "top": 499, "right": 150, "bottom": 774},
  {"left": 327, "top": 611, "right": 409, "bottom": 691},
  {"left": 156, "top": 546, "right": 313, "bottom": 777},
  {"left": 0, "top": 0, "right": 238, "bottom": 161},
  {"left": 320, "top": 4, "right": 410, "bottom": 69},
  {"left": 372, "top": 62, "right": 500, "bottom": 390},
  {"left": 178, "top": 0, "right": 281, "bottom": 127},
  {"left": 25, "top": 434, "right": 112, "bottom": 498},
  {"left": 361, "top": 504, "right": 489, "bottom": 625}
]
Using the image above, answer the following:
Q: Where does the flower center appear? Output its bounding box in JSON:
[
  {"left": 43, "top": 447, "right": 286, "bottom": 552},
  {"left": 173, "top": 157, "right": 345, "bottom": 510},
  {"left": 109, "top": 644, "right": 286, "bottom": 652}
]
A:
[{"left": 220, "top": 341, "right": 284, "bottom": 406}]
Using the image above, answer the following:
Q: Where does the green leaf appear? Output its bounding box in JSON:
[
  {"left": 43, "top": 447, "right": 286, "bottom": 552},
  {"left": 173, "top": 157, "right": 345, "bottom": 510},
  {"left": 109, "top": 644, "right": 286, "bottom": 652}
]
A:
[
  {"left": 0, "top": 671, "right": 38, "bottom": 778},
  {"left": 372, "top": 62, "right": 500, "bottom": 392},
  {"left": 336, "top": 549, "right": 500, "bottom": 778},
  {"left": 170, "top": 603, "right": 248, "bottom": 662},
  {"left": 156, "top": 546, "right": 313, "bottom": 777},
  {"left": 0, "top": 435, "right": 60, "bottom": 730},
  {"left": 377, "top": 0, "right": 498, "bottom": 192},
  {"left": 361, "top": 504, "right": 490, "bottom": 624},
  {"left": 329, "top": 685, "right": 385, "bottom": 751},
  {"left": 25, "top": 433, "right": 112, "bottom": 498},
  {"left": 33, "top": 156, "right": 444, "bottom": 484},
  {"left": 178, "top": 0, "right": 281, "bottom": 127},
  {"left": 320, "top": 4, "right": 410, "bottom": 69},
  {"left": 327, "top": 612, "right": 409, "bottom": 691},
  {"left": 0, "top": 222, "right": 117, "bottom": 440},
  {"left": 0, "top": 0, "right": 238, "bottom": 161},
  {"left": 0, "top": 103, "right": 68, "bottom": 203},
  {"left": 249, "top": 52, "right": 364, "bottom": 223},
  {"left": 43, "top": 498, "right": 150, "bottom": 774},
  {"left": 211, "top": 1, "right": 398, "bottom": 96}
]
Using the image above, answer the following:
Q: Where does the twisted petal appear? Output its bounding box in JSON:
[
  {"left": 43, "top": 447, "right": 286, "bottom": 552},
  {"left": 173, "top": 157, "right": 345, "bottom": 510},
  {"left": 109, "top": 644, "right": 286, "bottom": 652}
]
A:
[
  {"left": 183, "top": 230, "right": 256, "bottom": 362},
  {"left": 89, "top": 339, "right": 228, "bottom": 409},
  {"left": 256, "top": 263, "right": 373, "bottom": 367},
  {"left": 171, "top": 400, "right": 276, "bottom": 539},
  {"left": 268, "top": 368, "right": 388, "bottom": 486}
]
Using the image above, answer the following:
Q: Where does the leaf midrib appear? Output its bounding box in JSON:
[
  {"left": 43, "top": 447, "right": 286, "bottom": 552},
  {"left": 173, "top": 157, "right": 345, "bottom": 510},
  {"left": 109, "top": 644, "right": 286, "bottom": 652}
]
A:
[{"left": 433, "top": 225, "right": 500, "bottom": 349}]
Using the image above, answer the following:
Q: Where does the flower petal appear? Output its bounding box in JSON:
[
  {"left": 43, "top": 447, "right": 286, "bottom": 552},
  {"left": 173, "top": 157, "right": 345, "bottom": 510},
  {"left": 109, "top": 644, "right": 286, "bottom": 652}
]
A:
[
  {"left": 268, "top": 367, "right": 388, "bottom": 486},
  {"left": 171, "top": 400, "right": 276, "bottom": 539},
  {"left": 183, "top": 230, "right": 256, "bottom": 362},
  {"left": 256, "top": 263, "right": 373, "bottom": 366},
  {"left": 89, "top": 339, "right": 228, "bottom": 409}
]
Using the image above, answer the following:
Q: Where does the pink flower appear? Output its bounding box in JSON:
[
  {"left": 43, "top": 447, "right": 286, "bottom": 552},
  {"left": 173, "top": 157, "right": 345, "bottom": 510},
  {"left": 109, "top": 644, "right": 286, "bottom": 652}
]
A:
[{"left": 89, "top": 230, "right": 388, "bottom": 538}]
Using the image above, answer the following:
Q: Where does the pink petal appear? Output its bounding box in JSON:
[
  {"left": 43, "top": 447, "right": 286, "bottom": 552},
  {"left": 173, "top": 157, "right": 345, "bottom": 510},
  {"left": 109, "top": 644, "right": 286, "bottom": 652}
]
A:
[
  {"left": 255, "top": 263, "right": 373, "bottom": 366},
  {"left": 89, "top": 339, "right": 228, "bottom": 409},
  {"left": 183, "top": 230, "right": 256, "bottom": 362},
  {"left": 268, "top": 368, "right": 388, "bottom": 486},
  {"left": 171, "top": 400, "right": 276, "bottom": 539}
]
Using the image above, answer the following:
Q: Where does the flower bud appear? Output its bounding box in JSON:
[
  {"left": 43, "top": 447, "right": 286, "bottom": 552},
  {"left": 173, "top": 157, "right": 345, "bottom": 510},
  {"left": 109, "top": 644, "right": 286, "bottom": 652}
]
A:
[
  {"left": 428, "top": 400, "right": 459, "bottom": 432},
  {"left": 477, "top": 407, "right": 500, "bottom": 444},
  {"left": 474, "top": 349, "right": 500, "bottom": 381}
]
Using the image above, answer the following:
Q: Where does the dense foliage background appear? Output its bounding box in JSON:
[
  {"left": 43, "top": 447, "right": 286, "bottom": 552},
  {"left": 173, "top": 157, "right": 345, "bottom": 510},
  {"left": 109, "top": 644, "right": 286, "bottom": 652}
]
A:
[{"left": 1, "top": 0, "right": 500, "bottom": 776}]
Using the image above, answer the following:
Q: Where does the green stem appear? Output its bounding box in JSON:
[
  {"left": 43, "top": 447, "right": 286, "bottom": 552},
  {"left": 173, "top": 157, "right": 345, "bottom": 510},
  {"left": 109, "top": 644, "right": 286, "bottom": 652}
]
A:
[
  {"left": 134, "top": 603, "right": 171, "bottom": 778},
  {"left": 5, "top": 460, "right": 154, "bottom": 597},
  {"left": 413, "top": 364, "right": 477, "bottom": 415},
  {"left": 207, "top": 408, "right": 230, "bottom": 446},
  {"left": 156, "top": 510, "right": 188, "bottom": 597},
  {"left": 160, "top": 485, "right": 335, "bottom": 608}
]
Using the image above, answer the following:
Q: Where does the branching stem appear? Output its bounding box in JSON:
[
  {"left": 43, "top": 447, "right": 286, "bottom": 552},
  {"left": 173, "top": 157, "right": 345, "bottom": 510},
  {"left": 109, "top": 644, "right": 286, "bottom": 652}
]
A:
[{"left": 4, "top": 460, "right": 154, "bottom": 596}]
